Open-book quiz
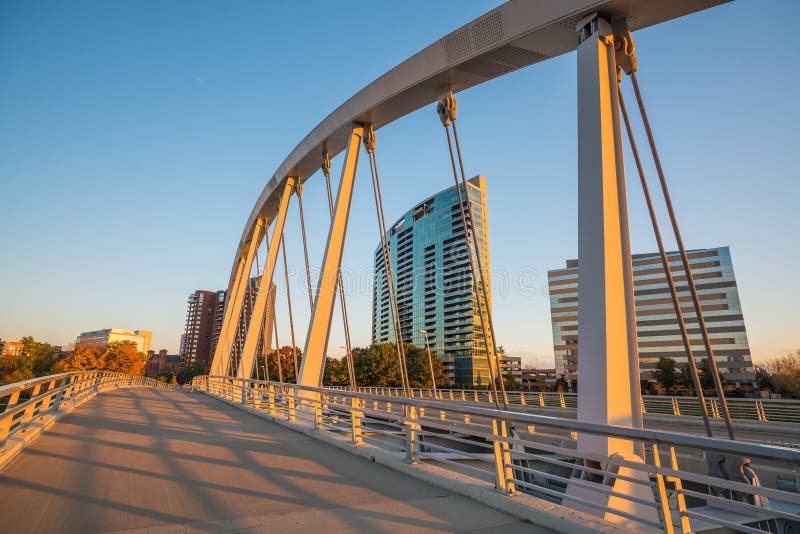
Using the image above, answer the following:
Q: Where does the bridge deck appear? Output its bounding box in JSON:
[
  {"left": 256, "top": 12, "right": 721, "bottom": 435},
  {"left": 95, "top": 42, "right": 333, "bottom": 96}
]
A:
[{"left": 0, "top": 388, "right": 539, "bottom": 533}]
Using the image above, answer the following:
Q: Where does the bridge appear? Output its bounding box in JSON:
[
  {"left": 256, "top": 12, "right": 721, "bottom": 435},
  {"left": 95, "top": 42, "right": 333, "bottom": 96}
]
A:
[{"left": 2, "top": 1, "right": 799, "bottom": 532}]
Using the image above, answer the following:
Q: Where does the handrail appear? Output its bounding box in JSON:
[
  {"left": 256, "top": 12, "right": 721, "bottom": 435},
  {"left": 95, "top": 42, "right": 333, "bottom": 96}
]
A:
[
  {"left": 327, "top": 386, "right": 800, "bottom": 424},
  {"left": 196, "top": 375, "right": 800, "bottom": 533},
  {"left": 0, "top": 371, "right": 176, "bottom": 465}
]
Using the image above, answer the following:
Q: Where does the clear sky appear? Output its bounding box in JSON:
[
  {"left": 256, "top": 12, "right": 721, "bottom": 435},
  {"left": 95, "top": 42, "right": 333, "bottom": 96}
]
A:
[{"left": 1, "top": 1, "right": 798, "bottom": 367}]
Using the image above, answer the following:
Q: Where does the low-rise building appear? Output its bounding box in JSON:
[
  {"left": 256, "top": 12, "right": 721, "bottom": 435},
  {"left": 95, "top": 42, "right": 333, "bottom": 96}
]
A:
[
  {"left": 0, "top": 340, "right": 23, "bottom": 357},
  {"left": 146, "top": 349, "right": 185, "bottom": 377},
  {"left": 76, "top": 329, "right": 152, "bottom": 355}
]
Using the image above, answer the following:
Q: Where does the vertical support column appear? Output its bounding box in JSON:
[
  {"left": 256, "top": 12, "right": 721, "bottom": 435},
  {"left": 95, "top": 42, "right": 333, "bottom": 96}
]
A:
[
  {"left": 210, "top": 217, "right": 266, "bottom": 376},
  {"left": 568, "top": 14, "right": 657, "bottom": 525},
  {"left": 298, "top": 124, "right": 364, "bottom": 387},
  {"left": 575, "top": 14, "right": 634, "bottom": 456},
  {"left": 237, "top": 177, "right": 297, "bottom": 379}
]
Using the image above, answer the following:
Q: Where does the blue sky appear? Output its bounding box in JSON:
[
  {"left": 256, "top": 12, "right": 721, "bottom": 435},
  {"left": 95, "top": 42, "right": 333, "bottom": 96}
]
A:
[{"left": 1, "top": 0, "right": 798, "bottom": 366}]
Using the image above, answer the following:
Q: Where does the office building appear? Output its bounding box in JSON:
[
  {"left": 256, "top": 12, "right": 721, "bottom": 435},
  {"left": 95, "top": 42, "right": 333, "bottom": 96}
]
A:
[
  {"left": 372, "top": 175, "right": 493, "bottom": 387},
  {"left": 547, "top": 246, "right": 756, "bottom": 390},
  {"left": 76, "top": 328, "right": 152, "bottom": 355}
]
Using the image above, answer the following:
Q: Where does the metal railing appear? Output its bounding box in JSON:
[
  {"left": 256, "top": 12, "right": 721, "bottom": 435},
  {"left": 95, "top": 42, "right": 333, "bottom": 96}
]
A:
[
  {"left": 196, "top": 375, "right": 800, "bottom": 533},
  {"left": 0, "top": 371, "right": 175, "bottom": 457},
  {"left": 328, "top": 387, "right": 800, "bottom": 425}
]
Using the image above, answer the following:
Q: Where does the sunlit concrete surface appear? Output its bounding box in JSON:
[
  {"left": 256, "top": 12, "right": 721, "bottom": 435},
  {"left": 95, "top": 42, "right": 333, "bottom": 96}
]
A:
[{"left": 0, "top": 388, "right": 542, "bottom": 533}]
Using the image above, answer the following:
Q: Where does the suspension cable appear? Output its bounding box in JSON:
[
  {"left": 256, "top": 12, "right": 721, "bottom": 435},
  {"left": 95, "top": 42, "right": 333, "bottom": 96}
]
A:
[
  {"left": 322, "top": 153, "right": 357, "bottom": 389},
  {"left": 295, "top": 183, "right": 315, "bottom": 311},
  {"left": 616, "top": 27, "right": 735, "bottom": 439},
  {"left": 363, "top": 125, "right": 411, "bottom": 395},
  {"left": 280, "top": 234, "right": 300, "bottom": 380},
  {"left": 437, "top": 92, "right": 507, "bottom": 409},
  {"left": 272, "top": 310, "right": 283, "bottom": 384},
  {"left": 252, "top": 246, "right": 263, "bottom": 381},
  {"left": 260, "top": 232, "right": 272, "bottom": 383},
  {"left": 618, "top": 84, "right": 714, "bottom": 437},
  {"left": 630, "top": 75, "right": 735, "bottom": 439}
]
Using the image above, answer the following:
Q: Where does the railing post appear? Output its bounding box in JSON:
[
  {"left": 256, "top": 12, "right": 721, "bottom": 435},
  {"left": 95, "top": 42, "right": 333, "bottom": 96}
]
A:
[
  {"left": 668, "top": 445, "right": 692, "bottom": 534},
  {"left": 539, "top": 393, "right": 545, "bottom": 407},
  {"left": 404, "top": 406, "right": 419, "bottom": 464},
  {"left": 288, "top": 390, "right": 296, "bottom": 422},
  {"left": 313, "top": 391, "right": 323, "bottom": 430},
  {"left": 520, "top": 393, "right": 526, "bottom": 406},
  {"left": 492, "top": 419, "right": 515, "bottom": 495},
  {"left": 672, "top": 397, "right": 681, "bottom": 416},
  {"left": 19, "top": 384, "right": 43, "bottom": 426},
  {"left": 0, "top": 390, "right": 21, "bottom": 450},
  {"left": 650, "top": 443, "right": 676, "bottom": 534},
  {"left": 350, "top": 397, "right": 363, "bottom": 445},
  {"left": 559, "top": 392, "right": 566, "bottom": 409},
  {"left": 267, "top": 385, "right": 275, "bottom": 415}
]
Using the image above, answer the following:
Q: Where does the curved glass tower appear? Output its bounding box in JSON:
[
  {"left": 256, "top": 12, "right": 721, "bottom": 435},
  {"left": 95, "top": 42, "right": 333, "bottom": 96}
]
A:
[{"left": 372, "top": 175, "right": 492, "bottom": 387}]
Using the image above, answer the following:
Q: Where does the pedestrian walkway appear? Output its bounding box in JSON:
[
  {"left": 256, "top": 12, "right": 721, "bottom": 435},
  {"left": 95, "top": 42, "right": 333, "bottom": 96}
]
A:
[{"left": 0, "top": 388, "right": 540, "bottom": 533}]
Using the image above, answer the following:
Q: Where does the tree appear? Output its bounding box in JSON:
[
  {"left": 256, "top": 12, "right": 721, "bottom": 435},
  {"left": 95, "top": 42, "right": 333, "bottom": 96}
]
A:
[
  {"left": 0, "top": 336, "right": 59, "bottom": 383},
  {"left": 353, "top": 343, "right": 403, "bottom": 387},
  {"left": 405, "top": 344, "right": 449, "bottom": 388},
  {"left": 323, "top": 357, "right": 350, "bottom": 387},
  {"left": 104, "top": 341, "right": 147, "bottom": 375},
  {"left": 503, "top": 370, "right": 519, "bottom": 391},
  {"left": 265, "top": 346, "right": 302, "bottom": 383},
  {"left": 757, "top": 351, "right": 800, "bottom": 398},
  {"left": 178, "top": 360, "right": 205, "bottom": 385},
  {"left": 652, "top": 357, "right": 677, "bottom": 393},
  {"left": 55, "top": 341, "right": 146, "bottom": 376},
  {"left": 699, "top": 357, "right": 725, "bottom": 394}
]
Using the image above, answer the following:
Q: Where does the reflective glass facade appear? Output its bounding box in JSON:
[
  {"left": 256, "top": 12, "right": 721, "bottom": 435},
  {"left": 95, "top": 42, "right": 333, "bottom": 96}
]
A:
[
  {"left": 548, "top": 246, "right": 756, "bottom": 390},
  {"left": 372, "top": 176, "right": 492, "bottom": 387}
]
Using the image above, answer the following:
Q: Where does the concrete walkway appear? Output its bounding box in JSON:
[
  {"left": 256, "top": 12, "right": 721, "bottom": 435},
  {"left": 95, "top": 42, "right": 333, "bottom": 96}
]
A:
[{"left": 0, "top": 388, "right": 541, "bottom": 533}]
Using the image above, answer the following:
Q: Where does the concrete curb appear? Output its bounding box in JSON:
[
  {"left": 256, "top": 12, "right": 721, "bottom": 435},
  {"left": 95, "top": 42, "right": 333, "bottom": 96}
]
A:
[{"left": 204, "top": 391, "right": 641, "bottom": 534}]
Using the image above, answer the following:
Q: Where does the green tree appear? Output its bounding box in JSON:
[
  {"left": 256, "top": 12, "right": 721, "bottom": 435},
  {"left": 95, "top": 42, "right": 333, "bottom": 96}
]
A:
[
  {"left": 178, "top": 360, "right": 206, "bottom": 385},
  {"left": 503, "top": 370, "right": 519, "bottom": 391},
  {"left": 652, "top": 357, "right": 677, "bottom": 393},
  {"left": 265, "top": 346, "right": 302, "bottom": 383},
  {"left": 353, "top": 343, "right": 402, "bottom": 387},
  {"left": 405, "top": 344, "right": 449, "bottom": 388},
  {"left": 699, "top": 357, "right": 725, "bottom": 394},
  {"left": 0, "top": 336, "right": 59, "bottom": 383},
  {"left": 323, "top": 357, "right": 350, "bottom": 386}
]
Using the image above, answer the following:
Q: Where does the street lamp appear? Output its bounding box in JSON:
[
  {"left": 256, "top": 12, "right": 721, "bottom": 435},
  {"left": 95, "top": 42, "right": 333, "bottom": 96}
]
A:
[{"left": 419, "top": 329, "right": 437, "bottom": 397}]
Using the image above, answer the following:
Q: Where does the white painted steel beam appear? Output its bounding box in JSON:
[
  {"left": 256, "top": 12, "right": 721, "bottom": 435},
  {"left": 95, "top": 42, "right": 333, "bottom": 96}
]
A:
[
  {"left": 298, "top": 125, "right": 364, "bottom": 388},
  {"left": 210, "top": 218, "right": 264, "bottom": 376},
  {"left": 236, "top": 178, "right": 296, "bottom": 380}
]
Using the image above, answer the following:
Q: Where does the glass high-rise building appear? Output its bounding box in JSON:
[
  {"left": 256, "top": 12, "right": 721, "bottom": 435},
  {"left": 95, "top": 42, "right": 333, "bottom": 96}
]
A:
[
  {"left": 372, "top": 176, "right": 492, "bottom": 387},
  {"left": 547, "top": 246, "right": 756, "bottom": 391}
]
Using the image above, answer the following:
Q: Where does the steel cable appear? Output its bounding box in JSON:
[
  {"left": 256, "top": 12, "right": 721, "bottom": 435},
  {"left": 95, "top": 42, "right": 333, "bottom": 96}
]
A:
[
  {"left": 364, "top": 127, "right": 411, "bottom": 395},
  {"left": 628, "top": 71, "right": 735, "bottom": 440},
  {"left": 618, "top": 85, "right": 714, "bottom": 437},
  {"left": 280, "top": 234, "right": 300, "bottom": 380}
]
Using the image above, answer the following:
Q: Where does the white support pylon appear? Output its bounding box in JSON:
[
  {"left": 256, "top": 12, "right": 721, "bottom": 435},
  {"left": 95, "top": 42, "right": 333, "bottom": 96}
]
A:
[
  {"left": 237, "top": 177, "right": 296, "bottom": 380},
  {"left": 568, "top": 14, "right": 656, "bottom": 526},
  {"left": 298, "top": 124, "right": 364, "bottom": 388},
  {"left": 210, "top": 218, "right": 265, "bottom": 376}
]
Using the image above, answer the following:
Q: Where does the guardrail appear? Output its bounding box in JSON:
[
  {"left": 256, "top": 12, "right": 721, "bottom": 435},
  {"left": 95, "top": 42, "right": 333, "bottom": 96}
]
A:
[
  {"left": 327, "top": 387, "right": 799, "bottom": 425},
  {"left": 0, "top": 371, "right": 175, "bottom": 467},
  {"left": 196, "top": 375, "right": 800, "bottom": 533}
]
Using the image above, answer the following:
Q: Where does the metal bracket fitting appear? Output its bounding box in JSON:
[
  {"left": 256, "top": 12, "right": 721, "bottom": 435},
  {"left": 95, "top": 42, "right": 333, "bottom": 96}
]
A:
[
  {"left": 321, "top": 151, "right": 332, "bottom": 178},
  {"left": 363, "top": 123, "right": 376, "bottom": 154},
  {"left": 612, "top": 17, "right": 637, "bottom": 75},
  {"left": 437, "top": 91, "right": 457, "bottom": 127}
]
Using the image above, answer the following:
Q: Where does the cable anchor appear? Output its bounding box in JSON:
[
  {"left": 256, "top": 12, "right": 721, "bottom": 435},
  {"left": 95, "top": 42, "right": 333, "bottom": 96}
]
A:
[
  {"left": 437, "top": 91, "right": 457, "bottom": 127},
  {"left": 363, "top": 124, "right": 376, "bottom": 154},
  {"left": 612, "top": 18, "right": 637, "bottom": 75},
  {"left": 321, "top": 151, "right": 332, "bottom": 178}
]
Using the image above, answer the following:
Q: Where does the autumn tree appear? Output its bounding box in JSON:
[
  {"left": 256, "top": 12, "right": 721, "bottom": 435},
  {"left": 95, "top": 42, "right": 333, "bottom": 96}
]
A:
[
  {"left": 55, "top": 341, "right": 146, "bottom": 376},
  {"left": 0, "top": 336, "right": 60, "bottom": 384},
  {"left": 757, "top": 351, "right": 800, "bottom": 398}
]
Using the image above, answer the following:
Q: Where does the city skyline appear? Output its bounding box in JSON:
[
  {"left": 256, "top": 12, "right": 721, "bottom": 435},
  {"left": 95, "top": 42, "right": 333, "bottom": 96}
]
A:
[{"left": 1, "top": 0, "right": 798, "bottom": 366}]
